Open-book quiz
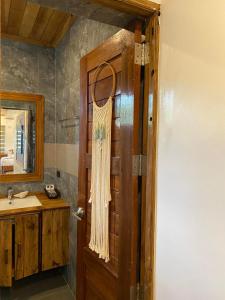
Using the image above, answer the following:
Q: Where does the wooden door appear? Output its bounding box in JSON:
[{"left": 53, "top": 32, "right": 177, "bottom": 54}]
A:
[
  {"left": 0, "top": 219, "right": 12, "bottom": 287},
  {"left": 15, "top": 213, "right": 39, "bottom": 280},
  {"left": 77, "top": 29, "right": 142, "bottom": 300},
  {"left": 42, "top": 208, "right": 69, "bottom": 271}
]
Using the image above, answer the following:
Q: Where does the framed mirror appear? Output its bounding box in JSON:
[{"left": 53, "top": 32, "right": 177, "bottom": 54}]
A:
[{"left": 0, "top": 91, "right": 44, "bottom": 183}]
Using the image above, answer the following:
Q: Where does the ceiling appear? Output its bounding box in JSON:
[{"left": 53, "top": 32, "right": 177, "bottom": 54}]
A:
[
  {"left": 28, "top": 0, "right": 139, "bottom": 28},
  {"left": 0, "top": 0, "right": 76, "bottom": 48},
  {"left": 0, "top": 0, "right": 160, "bottom": 48}
]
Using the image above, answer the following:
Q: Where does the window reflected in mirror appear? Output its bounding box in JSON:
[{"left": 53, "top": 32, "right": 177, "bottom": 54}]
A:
[{"left": 0, "top": 100, "right": 36, "bottom": 175}]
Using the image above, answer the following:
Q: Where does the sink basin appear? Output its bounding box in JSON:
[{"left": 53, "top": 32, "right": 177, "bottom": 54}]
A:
[{"left": 0, "top": 195, "right": 42, "bottom": 211}]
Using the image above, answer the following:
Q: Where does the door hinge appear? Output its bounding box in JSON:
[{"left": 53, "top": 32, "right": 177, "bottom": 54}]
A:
[
  {"left": 133, "top": 155, "right": 147, "bottom": 176},
  {"left": 135, "top": 43, "right": 150, "bottom": 66}
]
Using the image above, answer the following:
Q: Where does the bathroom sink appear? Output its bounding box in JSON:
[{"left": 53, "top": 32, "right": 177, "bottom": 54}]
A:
[{"left": 0, "top": 195, "right": 42, "bottom": 211}]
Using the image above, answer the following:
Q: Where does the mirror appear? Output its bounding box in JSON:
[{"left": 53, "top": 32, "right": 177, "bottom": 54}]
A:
[
  {"left": 0, "top": 91, "right": 44, "bottom": 183},
  {"left": 0, "top": 101, "right": 36, "bottom": 175}
]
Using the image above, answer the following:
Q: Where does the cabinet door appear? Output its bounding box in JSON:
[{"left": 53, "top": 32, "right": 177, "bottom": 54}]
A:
[
  {"left": 42, "top": 209, "right": 69, "bottom": 271},
  {"left": 0, "top": 219, "right": 12, "bottom": 287},
  {"left": 15, "top": 214, "right": 39, "bottom": 280}
]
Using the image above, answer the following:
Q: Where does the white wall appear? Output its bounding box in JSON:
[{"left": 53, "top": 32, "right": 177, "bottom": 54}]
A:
[
  {"left": 1, "top": 116, "right": 16, "bottom": 152},
  {"left": 156, "top": 1, "right": 225, "bottom": 300}
]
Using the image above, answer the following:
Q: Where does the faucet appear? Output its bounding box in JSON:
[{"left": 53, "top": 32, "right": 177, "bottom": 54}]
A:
[{"left": 7, "top": 187, "right": 14, "bottom": 204}]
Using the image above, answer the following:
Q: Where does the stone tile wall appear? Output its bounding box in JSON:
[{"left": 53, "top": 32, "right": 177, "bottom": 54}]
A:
[{"left": 0, "top": 39, "right": 56, "bottom": 195}]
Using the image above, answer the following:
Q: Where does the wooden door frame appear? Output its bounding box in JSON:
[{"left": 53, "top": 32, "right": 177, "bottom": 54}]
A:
[
  {"left": 92, "top": 0, "right": 160, "bottom": 17},
  {"left": 139, "top": 13, "right": 160, "bottom": 300}
]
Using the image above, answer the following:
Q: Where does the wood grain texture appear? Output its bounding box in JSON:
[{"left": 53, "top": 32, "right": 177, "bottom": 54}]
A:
[
  {"left": 40, "top": 10, "right": 68, "bottom": 46},
  {"left": 7, "top": 0, "right": 27, "bottom": 35},
  {"left": 19, "top": 2, "right": 40, "bottom": 38},
  {"left": 0, "top": 0, "right": 12, "bottom": 32},
  {"left": 15, "top": 214, "right": 39, "bottom": 280},
  {"left": 0, "top": 194, "right": 70, "bottom": 286},
  {"left": 129, "top": 20, "right": 143, "bottom": 297},
  {"left": 92, "top": 0, "right": 160, "bottom": 16},
  {"left": 140, "top": 13, "right": 159, "bottom": 300},
  {"left": 0, "top": 91, "right": 44, "bottom": 184},
  {"left": 51, "top": 14, "right": 76, "bottom": 48},
  {"left": 0, "top": 1, "right": 76, "bottom": 48},
  {"left": 31, "top": 6, "right": 54, "bottom": 40},
  {"left": 0, "top": 219, "right": 12, "bottom": 287},
  {"left": 42, "top": 208, "right": 69, "bottom": 271},
  {"left": 77, "top": 28, "right": 141, "bottom": 300}
]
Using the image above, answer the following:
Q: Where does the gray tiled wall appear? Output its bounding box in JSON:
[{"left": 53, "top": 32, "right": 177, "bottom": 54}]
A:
[{"left": 0, "top": 39, "right": 57, "bottom": 195}]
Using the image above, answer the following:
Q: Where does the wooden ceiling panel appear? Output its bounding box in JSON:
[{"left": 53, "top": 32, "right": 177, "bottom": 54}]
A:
[
  {"left": 0, "top": 0, "right": 76, "bottom": 48},
  {"left": 31, "top": 7, "right": 54, "bottom": 40},
  {"left": 52, "top": 14, "right": 75, "bottom": 48},
  {"left": 1, "top": 0, "right": 12, "bottom": 32},
  {"left": 7, "top": 0, "right": 27, "bottom": 34},
  {"left": 41, "top": 10, "right": 69, "bottom": 46},
  {"left": 19, "top": 2, "right": 40, "bottom": 38}
]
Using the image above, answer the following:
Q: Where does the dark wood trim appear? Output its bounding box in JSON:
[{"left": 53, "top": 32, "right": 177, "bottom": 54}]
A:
[
  {"left": 86, "top": 29, "right": 131, "bottom": 72},
  {"left": 76, "top": 56, "right": 88, "bottom": 300},
  {"left": 0, "top": 91, "right": 44, "bottom": 183},
  {"left": 117, "top": 28, "right": 139, "bottom": 300},
  {"left": 140, "top": 13, "right": 160, "bottom": 300},
  {"left": 129, "top": 20, "right": 143, "bottom": 297},
  {"left": 92, "top": 0, "right": 160, "bottom": 16}
]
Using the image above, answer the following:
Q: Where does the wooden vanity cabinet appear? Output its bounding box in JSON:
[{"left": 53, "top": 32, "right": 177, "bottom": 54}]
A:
[
  {"left": 15, "top": 214, "right": 39, "bottom": 280},
  {"left": 0, "top": 219, "right": 13, "bottom": 287},
  {"left": 42, "top": 208, "right": 70, "bottom": 271},
  {"left": 0, "top": 198, "right": 70, "bottom": 287}
]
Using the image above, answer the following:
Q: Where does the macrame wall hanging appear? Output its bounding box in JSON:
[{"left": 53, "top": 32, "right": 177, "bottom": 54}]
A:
[{"left": 89, "top": 62, "right": 116, "bottom": 263}]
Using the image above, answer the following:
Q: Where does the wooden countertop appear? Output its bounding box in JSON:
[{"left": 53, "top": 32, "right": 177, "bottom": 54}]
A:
[{"left": 0, "top": 193, "right": 70, "bottom": 218}]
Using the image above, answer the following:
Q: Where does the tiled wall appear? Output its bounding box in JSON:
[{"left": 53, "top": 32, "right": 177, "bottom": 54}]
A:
[
  {"left": 55, "top": 17, "right": 119, "bottom": 293},
  {"left": 0, "top": 39, "right": 56, "bottom": 195}
]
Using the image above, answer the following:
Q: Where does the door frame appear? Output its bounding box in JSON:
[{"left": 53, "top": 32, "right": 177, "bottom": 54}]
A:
[
  {"left": 140, "top": 13, "right": 160, "bottom": 300},
  {"left": 92, "top": 0, "right": 160, "bottom": 17}
]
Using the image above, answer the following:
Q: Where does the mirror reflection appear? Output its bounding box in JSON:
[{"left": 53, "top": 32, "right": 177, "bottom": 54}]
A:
[{"left": 0, "top": 100, "right": 36, "bottom": 175}]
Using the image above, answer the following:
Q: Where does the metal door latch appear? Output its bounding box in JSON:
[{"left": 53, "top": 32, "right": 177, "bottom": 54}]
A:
[{"left": 72, "top": 207, "right": 85, "bottom": 221}]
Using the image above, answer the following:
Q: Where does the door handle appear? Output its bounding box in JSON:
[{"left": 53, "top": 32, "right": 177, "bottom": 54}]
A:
[{"left": 72, "top": 207, "right": 85, "bottom": 221}]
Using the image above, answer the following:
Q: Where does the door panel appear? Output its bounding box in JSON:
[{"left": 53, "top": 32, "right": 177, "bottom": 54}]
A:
[
  {"left": 15, "top": 214, "right": 39, "bottom": 280},
  {"left": 77, "top": 29, "right": 142, "bottom": 300},
  {"left": 0, "top": 219, "right": 12, "bottom": 287},
  {"left": 42, "top": 209, "right": 69, "bottom": 271}
]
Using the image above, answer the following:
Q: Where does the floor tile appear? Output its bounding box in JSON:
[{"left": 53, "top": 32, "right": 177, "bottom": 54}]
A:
[{"left": 0, "top": 270, "right": 74, "bottom": 300}]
